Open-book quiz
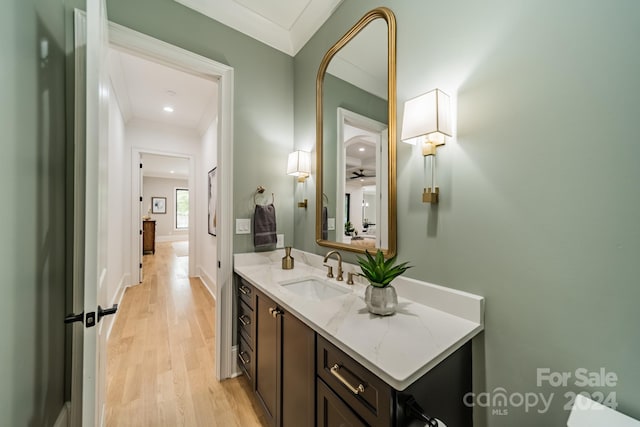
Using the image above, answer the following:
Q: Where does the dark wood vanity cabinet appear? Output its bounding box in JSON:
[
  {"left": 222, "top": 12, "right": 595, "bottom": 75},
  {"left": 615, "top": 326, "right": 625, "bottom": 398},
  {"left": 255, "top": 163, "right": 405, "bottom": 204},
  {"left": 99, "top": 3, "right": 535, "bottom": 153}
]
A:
[
  {"left": 237, "top": 279, "right": 255, "bottom": 382},
  {"left": 236, "top": 277, "right": 315, "bottom": 427},
  {"left": 235, "top": 275, "right": 472, "bottom": 427},
  {"left": 317, "top": 336, "right": 393, "bottom": 426},
  {"left": 317, "top": 379, "right": 367, "bottom": 427},
  {"left": 317, "top": 335, "right": 473, "bottom": 427}
]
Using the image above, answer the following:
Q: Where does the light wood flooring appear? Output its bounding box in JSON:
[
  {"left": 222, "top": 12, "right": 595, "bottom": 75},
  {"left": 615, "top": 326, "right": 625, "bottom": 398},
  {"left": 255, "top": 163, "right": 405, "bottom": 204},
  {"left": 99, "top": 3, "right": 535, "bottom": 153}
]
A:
[{"left": 105, "top": 241, "right": 268, "bottom": 426}]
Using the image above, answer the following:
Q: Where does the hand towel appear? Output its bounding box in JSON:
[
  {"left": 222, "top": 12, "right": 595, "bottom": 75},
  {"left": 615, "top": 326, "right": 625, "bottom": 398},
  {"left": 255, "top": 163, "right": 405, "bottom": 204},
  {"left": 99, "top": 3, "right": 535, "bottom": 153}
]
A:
[
  {"left": 322, "top": 206, "right": 328, "bottom": 240},
  {"left": 254, "top": 203, "right": 277, "bottom": 248}
]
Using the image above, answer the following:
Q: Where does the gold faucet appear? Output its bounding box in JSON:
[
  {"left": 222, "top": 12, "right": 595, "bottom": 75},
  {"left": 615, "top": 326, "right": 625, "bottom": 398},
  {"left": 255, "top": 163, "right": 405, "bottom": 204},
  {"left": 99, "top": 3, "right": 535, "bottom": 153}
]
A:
[{"left": 323, "top": 250, "right": 343, "bottom": 281}]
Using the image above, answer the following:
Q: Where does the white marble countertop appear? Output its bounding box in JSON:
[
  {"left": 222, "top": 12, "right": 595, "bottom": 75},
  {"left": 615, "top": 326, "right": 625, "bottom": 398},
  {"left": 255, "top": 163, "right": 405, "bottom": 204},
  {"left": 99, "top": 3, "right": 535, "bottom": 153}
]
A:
[{"left": 234, "top": 250, "right": 485, "bottom": 391}]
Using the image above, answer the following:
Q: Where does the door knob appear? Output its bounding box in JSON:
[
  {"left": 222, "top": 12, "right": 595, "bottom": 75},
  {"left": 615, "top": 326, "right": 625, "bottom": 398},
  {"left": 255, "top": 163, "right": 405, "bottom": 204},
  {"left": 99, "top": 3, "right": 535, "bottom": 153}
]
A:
[
  {"left": 98, "top": 304, "right": 118, "bottom": 322},
  {"left": 64, "top": 312, "right": 84, "bottom": 324}
]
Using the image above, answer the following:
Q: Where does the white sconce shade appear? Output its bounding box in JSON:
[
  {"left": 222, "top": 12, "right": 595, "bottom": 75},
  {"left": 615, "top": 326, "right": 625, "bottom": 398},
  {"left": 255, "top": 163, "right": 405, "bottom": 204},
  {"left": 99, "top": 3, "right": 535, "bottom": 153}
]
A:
[
  {"left": 287, "top": 150, "right": 311, "bottom": 180},
  {"left": 401, "top": 89, "right": 452, "bottom": 146}
]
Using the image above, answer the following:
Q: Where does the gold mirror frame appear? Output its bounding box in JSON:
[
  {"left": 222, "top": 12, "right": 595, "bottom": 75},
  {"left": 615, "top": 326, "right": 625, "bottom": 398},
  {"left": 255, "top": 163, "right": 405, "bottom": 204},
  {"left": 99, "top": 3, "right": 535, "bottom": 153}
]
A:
[{"left": 315, "top": 7, "right": 397, "bottom": 257}]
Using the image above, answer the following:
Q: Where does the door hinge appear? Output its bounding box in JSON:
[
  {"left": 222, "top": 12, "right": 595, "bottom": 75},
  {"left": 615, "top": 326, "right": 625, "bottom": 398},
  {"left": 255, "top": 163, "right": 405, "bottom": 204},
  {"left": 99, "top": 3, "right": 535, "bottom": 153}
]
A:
[
  {"left": 139, "top": 263, "right": 142, "bottom": 269},
  {"left": 140, "top": 163, "right": 143, "bottom": 168},
  {"left": 139, "top": 196, "right": 143, "bottom": 202},
  {"left": 218, "top": 261, "right": 221, "bottom": 268},
  {"left": 140, "top": 229, "right": 143, "bottom": 235}
]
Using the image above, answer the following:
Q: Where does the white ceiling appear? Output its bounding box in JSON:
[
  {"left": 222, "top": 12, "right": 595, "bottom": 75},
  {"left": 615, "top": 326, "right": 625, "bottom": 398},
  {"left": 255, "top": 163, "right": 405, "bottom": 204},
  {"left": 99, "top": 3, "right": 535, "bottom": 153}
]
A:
[
  {"left": 171, "top": 0, "right": 386, "bottom": 98},
  {"left": 173, "top": 0, "right": 343, "bottom": 56},
  {"left": 142, "top": 153, "right": 190, "bottom": 179},
  {"left": 109, "top": 47, "right": 218, "bottom": 133},
  {"left": 344, "top": 122, "right": 377, "bottom": 185}
]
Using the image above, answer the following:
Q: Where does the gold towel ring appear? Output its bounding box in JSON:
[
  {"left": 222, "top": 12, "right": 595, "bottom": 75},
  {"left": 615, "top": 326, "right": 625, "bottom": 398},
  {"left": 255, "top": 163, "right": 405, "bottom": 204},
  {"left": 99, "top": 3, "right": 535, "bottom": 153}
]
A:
[{"left": 254, "top": 186, "right": 275, "bottom": 205}]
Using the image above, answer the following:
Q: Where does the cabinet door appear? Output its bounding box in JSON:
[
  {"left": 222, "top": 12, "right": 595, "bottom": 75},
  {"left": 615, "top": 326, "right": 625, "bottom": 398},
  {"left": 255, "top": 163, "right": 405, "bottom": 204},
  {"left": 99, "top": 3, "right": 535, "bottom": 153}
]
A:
[
  {"left": 317, "top": 379, "right": 367, "bottom": 427},
  {"left": 255, "top": 292, "right": 279, "bottom": 427},
  {"left": 281, "top": 312, "right": 315, "bottom": 427}
]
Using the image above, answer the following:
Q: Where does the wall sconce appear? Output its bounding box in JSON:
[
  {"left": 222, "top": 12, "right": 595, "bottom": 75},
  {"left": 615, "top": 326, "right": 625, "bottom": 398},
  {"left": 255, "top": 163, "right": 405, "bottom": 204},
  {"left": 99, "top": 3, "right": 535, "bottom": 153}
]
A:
[
  {"left": 401, "top": 89, "right": 452, "bottom": 204},
  {"left": 287, "top": 150, "right": 311, "bottom": 208}
]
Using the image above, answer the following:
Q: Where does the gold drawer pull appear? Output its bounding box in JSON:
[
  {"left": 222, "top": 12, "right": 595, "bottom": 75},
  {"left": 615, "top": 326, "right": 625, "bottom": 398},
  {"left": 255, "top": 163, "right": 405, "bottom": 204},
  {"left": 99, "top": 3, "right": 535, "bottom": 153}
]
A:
[
  {"left": 239, "top": 352, "right": 250, "bottom": 365},
  {"left": 330, "top": 364, "right": 365, "bottom": 395},
  {"left": 268, "top": 307, "right": 283, "bottom": 318},
  {"left": 239, "top": 315, "right": 251, "bottom": 326},
  {"left": 239, "top": 285, "right": 251, "bottom": 295}
]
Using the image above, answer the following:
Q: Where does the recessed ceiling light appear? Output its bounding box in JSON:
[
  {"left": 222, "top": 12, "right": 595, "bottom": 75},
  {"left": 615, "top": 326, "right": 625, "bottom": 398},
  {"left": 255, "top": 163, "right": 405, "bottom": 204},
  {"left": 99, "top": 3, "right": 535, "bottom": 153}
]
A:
[
  {"left": 166, "top": 90, "right": 177, "bottom": 96},
  {"left": 170, "top": 170, "right": 175, "bottom": 174},
  {"left": 359, "top": 147, "right": 365, "bottom": 152},
  {"left": 163, "top": 106, "right": 174, "bottom": 113}
]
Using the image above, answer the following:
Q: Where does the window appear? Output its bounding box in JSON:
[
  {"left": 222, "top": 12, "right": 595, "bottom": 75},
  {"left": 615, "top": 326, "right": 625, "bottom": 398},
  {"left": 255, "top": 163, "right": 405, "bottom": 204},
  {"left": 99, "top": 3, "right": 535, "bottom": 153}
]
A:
[{"left": 175, "top": 188, "right": 189, "bottom": 229}]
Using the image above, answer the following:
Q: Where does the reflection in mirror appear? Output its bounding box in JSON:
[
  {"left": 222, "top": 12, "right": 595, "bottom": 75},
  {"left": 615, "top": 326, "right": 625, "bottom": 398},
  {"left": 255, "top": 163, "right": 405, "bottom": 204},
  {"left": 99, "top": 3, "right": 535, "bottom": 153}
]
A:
[
  {"left": 316, "top": 7, "right": 396, "bottom": 256},
  {"left": 335, "top": 108, "right": 387, "bottom": 250}
]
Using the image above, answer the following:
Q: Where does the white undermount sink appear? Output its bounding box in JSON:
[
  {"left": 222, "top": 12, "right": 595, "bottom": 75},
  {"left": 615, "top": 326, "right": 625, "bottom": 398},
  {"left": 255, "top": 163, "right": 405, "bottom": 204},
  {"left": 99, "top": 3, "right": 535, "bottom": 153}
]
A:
[{"left": 279, "top": 277, "right": 350, "bottom": 300}]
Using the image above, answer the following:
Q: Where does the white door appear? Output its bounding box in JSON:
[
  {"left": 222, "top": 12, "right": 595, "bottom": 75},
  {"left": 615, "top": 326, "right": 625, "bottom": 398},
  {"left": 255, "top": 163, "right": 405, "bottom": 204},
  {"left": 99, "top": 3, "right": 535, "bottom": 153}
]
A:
[{"left": 70, "top": 1, "right": 112, "bottom": 425}]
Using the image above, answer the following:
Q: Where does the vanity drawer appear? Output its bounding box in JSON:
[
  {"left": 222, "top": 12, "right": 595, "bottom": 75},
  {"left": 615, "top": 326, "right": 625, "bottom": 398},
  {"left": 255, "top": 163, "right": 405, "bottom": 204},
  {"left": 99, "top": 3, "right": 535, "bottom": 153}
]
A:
[
  {"left": 238, "top": 299, "right": 254, "bottom": 348},
  {"left": 237, "top": 277, "right": 254, "bottom": 308},
  {"left": 238, "top": 336, "right": 254, "bottom": 383},
  {"left": 317, "top": 335, "right": 392, "bottom": 426}
]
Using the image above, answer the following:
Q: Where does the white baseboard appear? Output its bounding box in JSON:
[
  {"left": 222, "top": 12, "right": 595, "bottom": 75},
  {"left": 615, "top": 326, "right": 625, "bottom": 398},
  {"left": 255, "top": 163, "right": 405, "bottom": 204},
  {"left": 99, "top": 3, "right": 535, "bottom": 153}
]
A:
[
  {"left": 53, "top": 401, "right": 70, "bottom": 427},
  {"left": 197, "top": 265, "right": 217, "bottom": 300},
  {"left": 156, "top": 234, "right": 188, "bottom": 242},
  {"left": 230, "top": 345, "right": 242, "bottom": 378},
  {"left": 106, "top": 273, "right": 129, "bottom": 341}
]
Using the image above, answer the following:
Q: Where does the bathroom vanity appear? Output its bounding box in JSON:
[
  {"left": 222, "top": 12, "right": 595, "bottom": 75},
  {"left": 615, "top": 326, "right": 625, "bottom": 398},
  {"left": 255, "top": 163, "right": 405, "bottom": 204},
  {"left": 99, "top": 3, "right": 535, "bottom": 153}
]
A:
[{"left": 234, "top": 250, "right": 484, "bottom": 427}]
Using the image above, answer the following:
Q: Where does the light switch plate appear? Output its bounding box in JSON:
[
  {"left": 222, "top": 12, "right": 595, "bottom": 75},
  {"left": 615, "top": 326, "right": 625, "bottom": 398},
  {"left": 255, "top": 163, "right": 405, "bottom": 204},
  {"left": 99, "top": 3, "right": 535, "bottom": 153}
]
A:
[
  {"left": 276, "top": 234, "right": 284, "bottom": 248},
  {"left": 327, "top": 218, "right": 336, "bottom": 231},
  {"left": 236, "top": 218, "right": 251, "bottom": 234}
]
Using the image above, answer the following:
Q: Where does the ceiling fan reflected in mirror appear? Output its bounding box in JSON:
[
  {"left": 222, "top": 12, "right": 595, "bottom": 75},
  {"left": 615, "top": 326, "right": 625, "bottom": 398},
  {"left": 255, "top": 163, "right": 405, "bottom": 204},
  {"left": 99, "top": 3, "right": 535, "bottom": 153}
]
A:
[{"left": 350, "top": 169, "right": 376, "bottom": 179}]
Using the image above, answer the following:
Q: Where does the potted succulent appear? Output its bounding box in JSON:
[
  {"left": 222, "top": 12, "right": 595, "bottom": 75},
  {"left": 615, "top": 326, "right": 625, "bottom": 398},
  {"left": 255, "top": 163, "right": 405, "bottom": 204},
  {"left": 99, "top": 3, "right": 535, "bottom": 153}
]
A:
[
  {"left": 356, "top": 249, "right": 412, "bottom": 315},
  {"left": 344, "top": 221, "right": 355, "bottom": 236}
]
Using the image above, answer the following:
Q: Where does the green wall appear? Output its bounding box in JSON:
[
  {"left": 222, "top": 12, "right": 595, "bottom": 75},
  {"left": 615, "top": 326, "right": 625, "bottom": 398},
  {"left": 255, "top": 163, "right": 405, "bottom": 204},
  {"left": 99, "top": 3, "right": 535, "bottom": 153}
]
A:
[
  {"left": 0, "top": 0, "right": 68, "bottom": 425},
  {"left": 321, "top": 74, "right": 388, "bottom": 241},
  {"left": 294, "top": 0, "right": 640, "bottom": 425},
  {"left": 104, "top": 0, "right": 296, "bottom": 253}
]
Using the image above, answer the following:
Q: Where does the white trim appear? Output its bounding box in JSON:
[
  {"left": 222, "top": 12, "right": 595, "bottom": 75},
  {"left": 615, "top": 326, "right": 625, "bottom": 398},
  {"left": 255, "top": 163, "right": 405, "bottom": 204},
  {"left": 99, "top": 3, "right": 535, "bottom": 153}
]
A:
[
  {"left": 106, "top": 274, "right": 130, "bottom": 341},
  {"left": 53, "top": 402, "right": 71, "bottom": 427},
  {"left": 155, "top": 234, "right": 189, "bottom": 243},
  {"left": 110, "top": 22, "right": 235, "bottom": 380},
  {"left": 230, "top": 345, "right": 242, "bottom": 378},
  {"left": 173, "top": 0, "right": 343, "bottom": 56},
  {"left": 197, "top": 265, "right": 217, "bottom": 300},
  {"left": 70, "top": 10, "right": 87, "bottom": 427},
  {"left": 216, "top": 62, "right": 234, "bottom": 381}
]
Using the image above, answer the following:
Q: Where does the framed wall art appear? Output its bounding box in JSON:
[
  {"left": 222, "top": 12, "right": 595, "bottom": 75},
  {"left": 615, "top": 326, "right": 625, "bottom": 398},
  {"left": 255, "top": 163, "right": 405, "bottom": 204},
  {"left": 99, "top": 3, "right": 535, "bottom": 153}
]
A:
[{"left": 151, "top": 196, "right": 166, "bottom": 214}]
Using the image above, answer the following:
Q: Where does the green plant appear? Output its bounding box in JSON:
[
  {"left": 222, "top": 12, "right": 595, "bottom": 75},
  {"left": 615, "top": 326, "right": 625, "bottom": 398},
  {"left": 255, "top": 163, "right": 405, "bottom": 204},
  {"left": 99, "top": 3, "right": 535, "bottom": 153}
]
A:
[
  {"left": 356, "top": 250, "right": 412, "bottom": 288},
  {"left": 345, "top": 221, "right": 355, "bottom": 236}
]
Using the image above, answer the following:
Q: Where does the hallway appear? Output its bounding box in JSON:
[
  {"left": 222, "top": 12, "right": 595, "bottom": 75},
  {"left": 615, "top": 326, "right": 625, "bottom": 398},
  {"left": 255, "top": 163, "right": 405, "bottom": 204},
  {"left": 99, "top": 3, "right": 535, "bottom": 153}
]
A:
[{"left": 105, "top": 242, "right": 267, "bottom": 426}]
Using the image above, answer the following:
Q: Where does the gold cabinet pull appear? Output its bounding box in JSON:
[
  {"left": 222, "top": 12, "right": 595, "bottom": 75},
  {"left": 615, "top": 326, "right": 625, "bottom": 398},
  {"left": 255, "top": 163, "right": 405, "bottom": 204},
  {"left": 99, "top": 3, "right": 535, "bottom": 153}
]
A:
[
  {"left": 330, "top": 364, "right": 365, "bottom": 395},
  {"left": 268, "top": 307, "right": 282, "bottom": 318},
  {"left": 239, "top": 315, "right": 250, "bottom": 326},
  {"left": 239, "top": 285, "right": 251, "bottom": 295},
  {"left": 239, "top": 352, "right": 250, "bottom": 365}
]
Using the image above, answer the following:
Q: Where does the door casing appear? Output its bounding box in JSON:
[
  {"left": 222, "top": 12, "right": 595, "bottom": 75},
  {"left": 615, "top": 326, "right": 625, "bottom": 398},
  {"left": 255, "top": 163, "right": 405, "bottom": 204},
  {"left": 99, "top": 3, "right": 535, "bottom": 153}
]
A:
[{"left": 71, "top": 14, "right": 235, "bottom": 427}]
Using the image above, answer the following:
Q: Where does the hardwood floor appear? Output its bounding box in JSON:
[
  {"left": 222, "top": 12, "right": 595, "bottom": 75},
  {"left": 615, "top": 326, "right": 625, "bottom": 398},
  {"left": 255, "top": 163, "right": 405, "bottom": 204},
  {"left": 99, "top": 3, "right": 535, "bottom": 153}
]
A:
[{"left": 106, "top": 242, "right": 268, "bottom": 426}]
